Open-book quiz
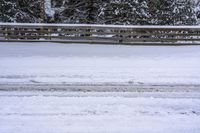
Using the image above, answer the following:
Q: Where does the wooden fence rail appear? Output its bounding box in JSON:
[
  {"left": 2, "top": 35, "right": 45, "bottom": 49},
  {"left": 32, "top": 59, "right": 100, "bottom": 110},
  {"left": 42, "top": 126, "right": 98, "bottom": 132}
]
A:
[{"left": 1, "top": 23, "right": 200, "bottom": 45}]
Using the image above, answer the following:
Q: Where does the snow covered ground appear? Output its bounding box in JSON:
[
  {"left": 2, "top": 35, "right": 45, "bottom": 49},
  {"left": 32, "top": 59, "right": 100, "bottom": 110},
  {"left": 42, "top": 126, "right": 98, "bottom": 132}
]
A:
[
  {"left": 0, "top": 42, "right": 200, "bottom": 87},
  {"left": 1, "top": 92, "right": 200, "bottom": 133},
  {"left": 1, "top": 42, "right": 200, "bottom": 133}
]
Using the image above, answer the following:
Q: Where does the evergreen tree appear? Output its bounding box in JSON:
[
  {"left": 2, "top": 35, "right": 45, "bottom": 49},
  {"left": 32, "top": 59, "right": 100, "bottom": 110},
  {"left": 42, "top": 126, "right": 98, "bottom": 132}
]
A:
[
  {"left": 99, "top": 0, "right": 149, "bottom": 25},
  {"left": 0, "top": 0, "right": 18, "bottom": 22},
  {"left": 0, "top": 0, "right": 199, "bottom": 25},
  {"left": 57, "top": 0, "right": 99, "bottom": 24},
  {"left": 146, "top": 0, "right": 176, "bottom": 25},
  {"left": 194, "top": 0, "right": 200, "bottom": 24},
  {"left": 0, "top": 0, "right": 41, "bottom": 23},
  {"left": 173, "top": 0, "right": 196, "bottom": 25},
  {"left": 16, "top": 0, "right": 41, "bottom": 23}
]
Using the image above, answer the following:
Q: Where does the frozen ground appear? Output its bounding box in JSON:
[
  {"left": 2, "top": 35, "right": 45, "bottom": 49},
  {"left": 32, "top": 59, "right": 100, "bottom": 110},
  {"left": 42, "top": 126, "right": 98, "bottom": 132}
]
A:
[
  {"left": 0, "top": 42, "right": 200, "bottom": 89},
  {"left": 0, "top": 92, "right": 200, "bottom": 133}
]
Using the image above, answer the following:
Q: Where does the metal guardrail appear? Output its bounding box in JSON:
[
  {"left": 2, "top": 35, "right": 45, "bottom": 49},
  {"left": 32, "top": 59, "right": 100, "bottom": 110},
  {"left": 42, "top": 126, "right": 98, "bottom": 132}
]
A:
[{"left": 1, "top": 23, "right": 200, "bottom": 45}]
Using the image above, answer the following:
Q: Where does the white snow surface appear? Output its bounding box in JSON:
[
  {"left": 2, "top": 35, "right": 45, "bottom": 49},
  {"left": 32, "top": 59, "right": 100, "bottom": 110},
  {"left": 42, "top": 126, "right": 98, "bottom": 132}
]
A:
[
  {"left": 0, "top": 92, "right": 200, "bottom": 133},
  {"left": 1, "top": 43, "right": 200, "bottom": 133},
  {"left": 0, "top": 42, "right": 200, "bottom": 85}
]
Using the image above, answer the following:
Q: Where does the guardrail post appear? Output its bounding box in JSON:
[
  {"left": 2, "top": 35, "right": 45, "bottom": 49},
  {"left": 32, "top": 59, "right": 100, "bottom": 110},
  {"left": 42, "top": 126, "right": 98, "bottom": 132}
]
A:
[
  {"left": 5, "top": 26, "right": 8, "bottom": 40},
  {"left": 49, "top": 27, "right": 52, "bottom": 40},
  {"left": 119, "top": 29, "right": 123, "bottom": 43}
]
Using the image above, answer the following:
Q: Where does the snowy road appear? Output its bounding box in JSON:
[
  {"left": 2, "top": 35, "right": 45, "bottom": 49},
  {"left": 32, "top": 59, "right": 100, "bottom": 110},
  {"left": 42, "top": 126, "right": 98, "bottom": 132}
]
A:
[
  {"left": 1, "top": 42, "right": 200, "bottom": 132},
  {"left": 0, "top": 42, "right": 200, "bottom": 87},
  {"left": 1, "top": 92, "right": 200, "bottom": 133}
]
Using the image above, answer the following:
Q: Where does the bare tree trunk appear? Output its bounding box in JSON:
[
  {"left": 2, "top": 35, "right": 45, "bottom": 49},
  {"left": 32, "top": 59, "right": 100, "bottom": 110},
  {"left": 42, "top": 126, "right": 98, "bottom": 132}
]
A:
[
  {"left": 40, "top": 0, "right": 45, "bottom": 23},
  {"left": 87, "top": 0, "right": 96, "bottom": 24}
]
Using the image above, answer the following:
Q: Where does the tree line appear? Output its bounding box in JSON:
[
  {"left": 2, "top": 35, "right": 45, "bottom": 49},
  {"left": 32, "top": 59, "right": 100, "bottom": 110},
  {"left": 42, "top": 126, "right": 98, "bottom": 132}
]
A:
[{"left": 0, "top": 0, "right": 200, "bottom": 25}]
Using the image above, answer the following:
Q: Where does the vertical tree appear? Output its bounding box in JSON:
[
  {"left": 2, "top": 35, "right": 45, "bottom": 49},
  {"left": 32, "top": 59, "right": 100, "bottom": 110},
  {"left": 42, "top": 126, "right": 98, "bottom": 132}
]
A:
[
  {"left": 194, "top": 0, "right": 200, "bottom": 25},
  {"left": 99, "top": 0, "right": 148, "bottom": 25},
  {"left": 16, "top": 0, "right": 42, "bottom": 23},
  {"left": 0, "top": 0, "right": 18, "bottom": 22},
  {"left": 85, "top": 0, "right": 99, "bottom": 24},
  {"left": 146, "top": 0, "right": 176, "bottom": 25},
  {"left": 173, "top": 0, "right": 196, "bottom": 25},
  {"left": 133, "top": 0, "right": 150, "bottom": 25},
  {"left": 0, "top": 0, "right": 45, "bottom": 23},
  {"left": 58, "top": 0, "right": 99, "bottom": 24}
]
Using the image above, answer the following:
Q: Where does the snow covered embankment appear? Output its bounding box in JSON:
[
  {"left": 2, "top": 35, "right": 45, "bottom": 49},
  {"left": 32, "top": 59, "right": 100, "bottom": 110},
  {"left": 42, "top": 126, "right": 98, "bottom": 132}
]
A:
[{"left": 0, "top": 42, "right": 200, "bottom": 87}]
